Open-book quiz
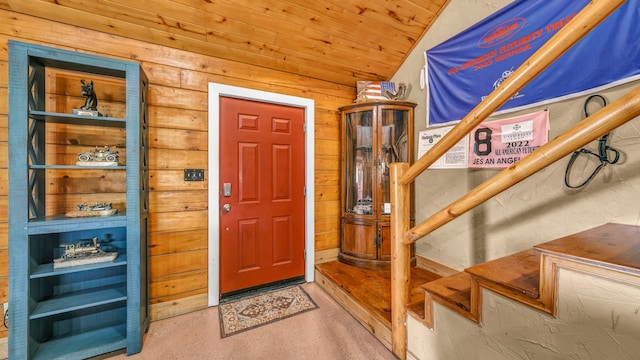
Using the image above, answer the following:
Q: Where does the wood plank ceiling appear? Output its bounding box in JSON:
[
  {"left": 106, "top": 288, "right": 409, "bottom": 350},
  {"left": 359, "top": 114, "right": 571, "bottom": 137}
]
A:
[{"left": 0, "top": 0, "right": 449, "bottom": 86}]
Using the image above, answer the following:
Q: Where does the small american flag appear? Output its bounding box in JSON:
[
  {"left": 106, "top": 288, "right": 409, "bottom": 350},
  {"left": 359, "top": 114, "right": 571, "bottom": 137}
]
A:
[{"left": 356, "top": 81, "right": 396, "bottom": 101}]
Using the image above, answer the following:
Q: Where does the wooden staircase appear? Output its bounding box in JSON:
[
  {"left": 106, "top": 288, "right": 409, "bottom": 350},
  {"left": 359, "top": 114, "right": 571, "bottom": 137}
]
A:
[{"left": 411, "top": 223, "right": 640, "bottom": 329}]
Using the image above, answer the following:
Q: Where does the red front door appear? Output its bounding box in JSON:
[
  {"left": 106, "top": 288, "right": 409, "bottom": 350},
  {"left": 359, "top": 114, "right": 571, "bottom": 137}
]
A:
[{"left": 219, "top": 96, "right": 306, "bottom": 294}]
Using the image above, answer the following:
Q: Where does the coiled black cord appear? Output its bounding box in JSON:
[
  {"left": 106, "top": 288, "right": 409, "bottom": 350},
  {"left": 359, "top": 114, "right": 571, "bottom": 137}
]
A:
[{"left": 564, "top": 94, "right": 621, "bottom": 189}]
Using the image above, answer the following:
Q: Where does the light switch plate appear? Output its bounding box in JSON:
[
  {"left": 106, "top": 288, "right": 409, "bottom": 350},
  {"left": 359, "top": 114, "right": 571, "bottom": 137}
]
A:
[{"left": 184, "top": 169, "right": 204, "bottom": 181}]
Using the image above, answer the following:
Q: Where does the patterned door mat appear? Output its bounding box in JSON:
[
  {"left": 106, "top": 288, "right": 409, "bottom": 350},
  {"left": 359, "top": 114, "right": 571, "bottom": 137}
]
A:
[{"left": 218, "top": 285, "right": 318, "bottom": 338}]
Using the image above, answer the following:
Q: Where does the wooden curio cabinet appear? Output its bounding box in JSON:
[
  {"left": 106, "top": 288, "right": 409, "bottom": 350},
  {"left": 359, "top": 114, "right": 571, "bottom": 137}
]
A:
[{"left": 338, "top": 101, "right": 416, "bottom": 270}]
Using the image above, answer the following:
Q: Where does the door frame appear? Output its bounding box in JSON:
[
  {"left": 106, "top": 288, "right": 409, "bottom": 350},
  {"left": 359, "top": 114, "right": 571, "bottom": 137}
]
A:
[{"left": 208, "top": 83, "right": 315, "bottom": 306}]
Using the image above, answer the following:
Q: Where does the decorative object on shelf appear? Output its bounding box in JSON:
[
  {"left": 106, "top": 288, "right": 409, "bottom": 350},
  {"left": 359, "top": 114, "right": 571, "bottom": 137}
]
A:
[
  {"left": 65, "top": 202, "right": 118, "bottom": 218},
  {"left": 73, "top": 79, "right": 102, "bottom": 116},
  {"left": 354, "top": 81, "right": 408, "bottom": 103},
  {"left": 53, "top": 237, "right": 118, "bottom": 269},
  {"left": 351, "top": 198, "right": 373, "bottom": 215},
  {"left": 383, "top": 83, "right": 407, "bottom": 101},
  {"left": 76, "top": 144, "right": 120, "bottom": 166}
]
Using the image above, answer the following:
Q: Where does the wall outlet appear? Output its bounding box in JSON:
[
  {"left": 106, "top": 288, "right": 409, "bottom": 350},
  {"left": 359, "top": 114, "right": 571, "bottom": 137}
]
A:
[{"left": 2, "top": 302, "right": 6, "bottom": 315}]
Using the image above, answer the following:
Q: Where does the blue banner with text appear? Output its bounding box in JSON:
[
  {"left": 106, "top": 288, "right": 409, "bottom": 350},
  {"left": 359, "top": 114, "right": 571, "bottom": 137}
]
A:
[{"left": 426, "top": 0, "right": 640, "bottom": 126}]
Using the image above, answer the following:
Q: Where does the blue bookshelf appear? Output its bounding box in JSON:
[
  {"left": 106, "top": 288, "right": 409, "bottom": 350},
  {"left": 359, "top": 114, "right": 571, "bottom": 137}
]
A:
[{"left": 8, "top": 40, "right": 149, "bottom": 359}]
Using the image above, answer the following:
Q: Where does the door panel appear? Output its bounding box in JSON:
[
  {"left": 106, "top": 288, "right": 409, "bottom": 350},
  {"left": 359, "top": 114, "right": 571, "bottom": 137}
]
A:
[
  {"left": 219, "top": 96, "right": 305, "bottom": 294},
  {"left": 272, "top": 216, "right": 293, "bottom": 264},
  {"left": 238, "top": 219, "right": 259, "bottom": 272},
  {"left": 238, "top": 143, "right": 259, "bottom": 202}
]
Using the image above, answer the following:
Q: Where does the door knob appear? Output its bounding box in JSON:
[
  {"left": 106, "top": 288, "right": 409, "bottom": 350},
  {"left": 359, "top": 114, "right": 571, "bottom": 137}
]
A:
[{"left": 223, "top": 204, "right": 231, "bottom": 212}]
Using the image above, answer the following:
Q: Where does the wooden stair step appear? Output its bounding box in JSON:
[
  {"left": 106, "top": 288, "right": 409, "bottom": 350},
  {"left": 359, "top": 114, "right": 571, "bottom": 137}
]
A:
[
  {"left": 465, "top": 249, "right": 541, "bottom": 299},
  {"left": 407, "top": 299, "right": 425, "bottom": 319},
  {"left": 419, "top": 223, "right": 640, "bottom": 331},
  {"left": 535, "top": 223, "right": 640, "bottom": 275},
  {"left": 421, "top": 271, "right": 473, "bottom": 320},
  {"left": 421, "top": 249, "right": 545, "bottom": 326},
  {"left": 315, "top": 260, "right": 440, "bottom": 325}
]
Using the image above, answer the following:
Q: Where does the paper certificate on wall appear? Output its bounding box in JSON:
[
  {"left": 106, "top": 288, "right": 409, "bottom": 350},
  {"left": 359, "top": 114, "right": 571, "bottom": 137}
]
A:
[
  {"left": 468, "top": 110, "right": 549, "bottom": 168},
  {"left": 418, "top": 125, "right": 469, "bottom": 169}
]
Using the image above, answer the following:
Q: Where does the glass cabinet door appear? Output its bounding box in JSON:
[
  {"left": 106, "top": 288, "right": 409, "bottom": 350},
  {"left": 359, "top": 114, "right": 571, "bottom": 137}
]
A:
[
  {"left": 344, "top": 109, "right": 374, "bottom": 215},
  {"left": 379, "top": 108, "right": 410, "bottom": 215}
]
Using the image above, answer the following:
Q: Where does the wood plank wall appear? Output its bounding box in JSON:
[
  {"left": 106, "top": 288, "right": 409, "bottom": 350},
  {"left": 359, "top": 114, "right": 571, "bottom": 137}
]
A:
[{"left": 0, "top": 9, "right": 351, "bottom": 327}]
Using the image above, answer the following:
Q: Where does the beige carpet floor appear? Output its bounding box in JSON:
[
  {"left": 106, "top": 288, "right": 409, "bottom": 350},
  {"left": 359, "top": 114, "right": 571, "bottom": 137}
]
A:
[{"left": 103, "top": 282, "right": 398, "bottom": 360}]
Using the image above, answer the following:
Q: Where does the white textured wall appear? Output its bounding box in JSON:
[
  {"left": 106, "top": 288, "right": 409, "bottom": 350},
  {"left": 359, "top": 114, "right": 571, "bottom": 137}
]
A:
[
  {"left": 407, "top": 269, "right": 640, "bottom": 360},
  {"left": 391, "top": 0, "right": 640, "bottom": 269}
]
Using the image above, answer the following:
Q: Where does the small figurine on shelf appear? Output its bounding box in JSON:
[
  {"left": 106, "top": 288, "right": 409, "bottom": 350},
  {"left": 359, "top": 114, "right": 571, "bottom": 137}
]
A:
[
  {"left": 73, "top": 79, "right": 102, "bottom": 116},
  {"left": 53, "top": 236, "right": 118, "bottom": 269},
  {"left": 76, "top": 144, "right": 120, "bottom": 166},
  {"left": 65, "top": 202, "right": 118, "bottom": 218},
  {"left": 353, "top": 197, "right": 373, "bottom": 215}
]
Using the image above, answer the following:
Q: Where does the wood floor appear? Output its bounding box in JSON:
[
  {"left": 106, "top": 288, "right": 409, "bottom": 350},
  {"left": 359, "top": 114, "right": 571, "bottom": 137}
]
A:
[{"left": 315, "top": 260, "right": 440, "bottom": 348}]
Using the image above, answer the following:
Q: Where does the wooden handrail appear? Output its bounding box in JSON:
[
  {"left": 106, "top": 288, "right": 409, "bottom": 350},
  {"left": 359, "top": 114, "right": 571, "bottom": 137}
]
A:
[
  {"left": 405, "top": 83, "right": 640, "bottom": 245},
  {"left": 391, "top": 1, "right": 629, "bottom": 359},
  {"left": 400, "top": 0, "right": 627, "bottom": 186}
]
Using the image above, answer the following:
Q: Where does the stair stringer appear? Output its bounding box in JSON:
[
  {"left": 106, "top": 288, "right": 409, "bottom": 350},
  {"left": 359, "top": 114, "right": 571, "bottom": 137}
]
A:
[
  {"left": 538, "top": 250, "right": 640, "bottom": 316},
  {"left": 408, "top": 252, "right": 640, "bottom": 360}
]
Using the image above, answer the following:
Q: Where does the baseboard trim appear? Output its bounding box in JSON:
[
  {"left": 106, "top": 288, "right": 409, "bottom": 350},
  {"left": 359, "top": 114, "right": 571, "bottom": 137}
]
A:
[
  {"left": 150, "top": 293, "right": 208, "bottom": 321},
  {"left": 315, "top": 248, "right": 339, "bottom": 264},
  {"left": 415, "top": 255, "right": 460, "bottom": 277}
]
